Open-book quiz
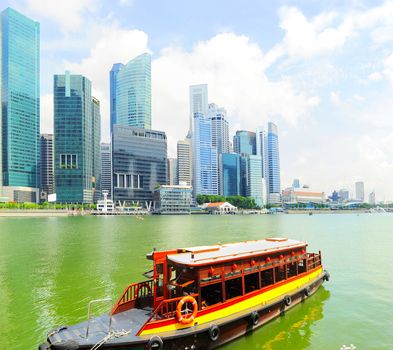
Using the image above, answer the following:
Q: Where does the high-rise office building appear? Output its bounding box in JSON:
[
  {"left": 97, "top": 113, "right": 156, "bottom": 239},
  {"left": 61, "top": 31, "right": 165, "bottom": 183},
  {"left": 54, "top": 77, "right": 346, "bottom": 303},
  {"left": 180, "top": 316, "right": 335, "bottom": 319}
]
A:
[
  {"left": 40, "top": 134, "right": 54, "bottom": 201},
  {"left": 109, "top": 63, "right": 124, "bottom": 134},
  {"left": 189, "top": 84, "right": 208, "bottom": 132},
  {"left": 265, "top": 122, "right": 281, "bottom": 204},
  {"left": 221, "top": 153, "right": 241, "bottom": 196},
  {"left": 192, "top": 113, "right": 218, "bottom": 195},
  {"left": 209, "top": 103, "right": 229, "bottom": 195},
  {"left": 112, "top": 125, "right": 167, "bottom": 207},
  {"left": 0, "top": 8, "right": 40, "bottom": 202},
  {"left": 246, "top": 155, "right": 264, "bottom": 207},
  {"left": 177, "top": 136, "right": 192, "bottom": 186},
  {"left": 100, "top": 143, "right": 112, "bottom": 199},
  {"left": 167, "top": 158, "right": 178, "bottom": 186},
  {"left": 92, "top": 97, "right": 101, "bottom": 202},
  {"left": 339, "top": 188, "right": 349, "bottom": 202},
  {"left": 115, "top": 53, "right": 151, "bottom": 129},
  {"left": 233, "top": 131, "right": 256, "bottom": 156},
  {"left": 209, "top": 103, "right": 230, "bottom": 155},
  {"left": 54, "top": 71, "right": 98, "bottom": 203},
  {"left": 355, "top": 181, "right": 365, "bottom": 202}
]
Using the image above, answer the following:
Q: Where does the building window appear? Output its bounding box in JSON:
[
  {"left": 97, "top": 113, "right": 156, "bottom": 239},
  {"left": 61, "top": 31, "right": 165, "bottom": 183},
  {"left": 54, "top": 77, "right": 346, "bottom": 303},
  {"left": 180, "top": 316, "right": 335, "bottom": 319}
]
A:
[
  {"left": 114, "top": 173, "right": 143, "bottom": 189},
  {"left": 60, "top": 154, "right": 77, "bottom": 169}
]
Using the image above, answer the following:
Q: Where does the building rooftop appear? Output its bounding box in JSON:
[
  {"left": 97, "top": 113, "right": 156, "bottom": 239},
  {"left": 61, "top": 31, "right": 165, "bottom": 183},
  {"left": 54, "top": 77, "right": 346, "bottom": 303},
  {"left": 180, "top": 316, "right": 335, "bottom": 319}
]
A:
[{"left": 167, "top": 238, "right": 307, "bottom": 266}]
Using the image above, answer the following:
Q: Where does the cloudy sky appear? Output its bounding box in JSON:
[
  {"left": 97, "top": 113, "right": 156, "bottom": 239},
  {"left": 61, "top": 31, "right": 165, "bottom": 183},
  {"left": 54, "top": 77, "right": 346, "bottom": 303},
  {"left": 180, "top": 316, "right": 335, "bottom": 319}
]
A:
[{"left": 5, "top": 0, "right": 393, "bottom": 200}]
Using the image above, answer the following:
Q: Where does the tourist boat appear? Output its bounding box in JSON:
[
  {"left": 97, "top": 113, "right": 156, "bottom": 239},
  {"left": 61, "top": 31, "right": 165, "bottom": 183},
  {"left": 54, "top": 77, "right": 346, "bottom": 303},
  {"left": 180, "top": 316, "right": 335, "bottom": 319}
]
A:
[{"left": 39, "top": 238, "right": 329, "bottom": 350}]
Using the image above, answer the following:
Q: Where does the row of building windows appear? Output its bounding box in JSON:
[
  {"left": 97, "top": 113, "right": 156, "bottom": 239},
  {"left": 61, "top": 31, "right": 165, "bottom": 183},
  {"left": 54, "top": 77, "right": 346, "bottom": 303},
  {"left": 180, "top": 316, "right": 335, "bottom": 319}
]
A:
[
  {"left": 60, "top": 154, "right": 78, "bottom": 169},
  {"left": 113, "top": 173, "right": 143, "bottom": 189}
]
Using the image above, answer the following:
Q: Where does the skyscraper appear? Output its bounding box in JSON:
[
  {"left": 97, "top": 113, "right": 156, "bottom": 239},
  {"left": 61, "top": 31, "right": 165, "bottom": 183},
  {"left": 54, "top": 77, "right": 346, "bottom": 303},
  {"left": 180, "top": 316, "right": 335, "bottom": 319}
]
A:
[
  {"left": 221, "top": 153, "right": 241, "bottom": 196},
  {"left": 369, "top": 192, "right": 376, "bottom": 205},
  {"left": 92, "top": 97, "right": 101, "bottom": 202},
  {"left": 115, "top": 53, "right": 151, "bottom": 129},
  {"left": 246, "top": 155, "right": 264, "bottom": 207},
  {"left": 0, "top": 8, "right": 40, "bottom": 202},
  {"left": 177, "top": 136, "right": 192, "bottom": 186},
  {"left": 40, "top": 134, "right": 54, "bottom": 201},
  {"left": 112, "top": 125, "right": 167, "bottom": 207},
  {"left": 192, "top": 113, "right": 218, "bottom": 195},
  {"left": 100, "top": 143, "right": 112, "bottom": 199},
  {"left": 233, "top": 131, "right": 256, "bottom": 156},
  {"left": 209, "top": 103, "right": 230, "bottom": 155},
  {"left": 355, "top": 181, "right": 365, "bottom": 202},
  {"left": 54, "top": 71, "right": 98, "bottom": 203},
  {"left": 189, "top": 84, "right": 208, "bottom": 132},
  {"left": 109, "top": 63, "right": 124, "bottom": 134},
  {"left": 167, "top": 158, "right": 178, "bottom": 185},
  {"left": 265, "top": 122, "right": 281, "bottom": 204}
]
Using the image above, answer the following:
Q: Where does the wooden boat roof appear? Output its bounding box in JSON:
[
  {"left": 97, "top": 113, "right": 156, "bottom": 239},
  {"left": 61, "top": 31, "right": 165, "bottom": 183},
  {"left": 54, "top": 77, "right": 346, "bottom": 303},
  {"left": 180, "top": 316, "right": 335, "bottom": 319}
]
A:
[{"left": 167, "top": 238, "right": 307, "bottom": 267}]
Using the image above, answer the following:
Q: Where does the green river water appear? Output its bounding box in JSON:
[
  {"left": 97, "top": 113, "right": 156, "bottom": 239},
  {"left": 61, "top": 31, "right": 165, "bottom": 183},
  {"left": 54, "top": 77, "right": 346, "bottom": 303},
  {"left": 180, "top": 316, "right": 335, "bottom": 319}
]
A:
[{"left": 0, "top": 214, "right": 392, "bottom": 349}]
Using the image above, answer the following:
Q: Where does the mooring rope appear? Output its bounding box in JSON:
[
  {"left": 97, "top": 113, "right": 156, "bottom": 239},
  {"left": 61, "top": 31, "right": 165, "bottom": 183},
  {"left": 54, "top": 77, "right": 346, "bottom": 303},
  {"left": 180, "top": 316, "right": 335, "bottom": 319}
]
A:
[{"left": 90, "top": 329, "right": 132, "bottom": 350}]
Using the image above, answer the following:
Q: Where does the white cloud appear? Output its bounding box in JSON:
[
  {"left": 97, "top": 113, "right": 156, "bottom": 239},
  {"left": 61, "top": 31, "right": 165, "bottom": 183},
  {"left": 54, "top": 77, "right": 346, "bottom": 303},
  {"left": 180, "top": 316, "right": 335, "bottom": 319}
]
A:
[
  {"left": 368, "top": 71, "right": 382, "bottom": 81},
  {"left": 330, "top": 91, "right": 341, "bottom": 106},
  {"left": 25, "top": 0, "right": 96, "bottom": 32},
  {"left": 383, "top": 53, "right": 393, "bottom": 84},
  {"left": 40, "top": 94, "right": 53, "bottom": 134}
]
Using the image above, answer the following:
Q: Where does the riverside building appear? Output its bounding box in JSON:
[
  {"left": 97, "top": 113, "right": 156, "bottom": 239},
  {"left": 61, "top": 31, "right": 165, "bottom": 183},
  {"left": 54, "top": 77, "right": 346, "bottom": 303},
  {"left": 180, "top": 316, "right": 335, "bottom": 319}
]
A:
[
  {"left": 153, "top": 184, "right": 192, "bottom": 214},
  {"left": 54, "top": 72, "right": 100, "bottom": 204},
  {"left": 100, "top": 143, "right": 112, "bottom": 199},
  {"left": 0, "top": 8, "right": 40, "bottom": 202},
  {"left": 112, "top": 125, "right": 167, "bottom": 208}
]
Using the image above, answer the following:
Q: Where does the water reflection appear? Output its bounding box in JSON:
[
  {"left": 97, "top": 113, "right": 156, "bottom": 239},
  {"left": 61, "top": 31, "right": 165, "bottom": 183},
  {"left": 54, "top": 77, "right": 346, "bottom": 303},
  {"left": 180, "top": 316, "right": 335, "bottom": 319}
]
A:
[{"left": 224, "top": 287, "right": 331, "bottom": 350}]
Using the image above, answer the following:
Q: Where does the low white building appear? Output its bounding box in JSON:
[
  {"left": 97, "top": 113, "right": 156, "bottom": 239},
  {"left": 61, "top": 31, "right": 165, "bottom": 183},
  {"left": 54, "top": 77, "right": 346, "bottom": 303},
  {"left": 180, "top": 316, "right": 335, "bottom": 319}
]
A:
[
  {"left": 96, "top": 191, "right": 115, "bottom": 213},
  {"left": 202, "top": 202, "right": 238, "bottom": 215},
  {"left": 282, "top": 187, "right": 325, "bottom": 204}
]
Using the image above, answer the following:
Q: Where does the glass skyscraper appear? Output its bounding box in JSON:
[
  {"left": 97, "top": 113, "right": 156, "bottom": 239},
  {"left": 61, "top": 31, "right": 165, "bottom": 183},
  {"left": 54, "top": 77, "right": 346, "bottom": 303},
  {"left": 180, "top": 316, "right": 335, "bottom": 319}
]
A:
[
  {"left": 192, "top": 113, "right": 218, "bottom": 195},
  {"left": 115, "top": 53, "right": 151, "bottom": 129},
  {"left": 100, "top": 143, "right": 112, "bottom": 199},
  {"left": 189, "top": 84, "right": 208, "bottom": 133},
  {"left": 112, "top": 125, "right": 167, "bottom": 206},
  {"left": 92, "top": 97, "right": 101, "bottom": 202},
  {"left": 40, "top": 134, "right": 54, "bottom": 201},
  {"left": 54, "top": 71, "right": 100, "bottom": 204},
  {"left": 266, "top": 122, "right": 281, "bottom": 203},
  {"left": 0, "top": 8, "right": 40, "bottom": 202},
  {"left": 221, "top": 153, "right": 241, "bottom": 196},
  {"left": 109, "top": 63, "right": 124, "bottom": 134},
  {"left": 233, "top": 130, "right": 256, "bottom": 156},
  {"left": 246, "top": 155, "right": 264, "bottom": 207}
]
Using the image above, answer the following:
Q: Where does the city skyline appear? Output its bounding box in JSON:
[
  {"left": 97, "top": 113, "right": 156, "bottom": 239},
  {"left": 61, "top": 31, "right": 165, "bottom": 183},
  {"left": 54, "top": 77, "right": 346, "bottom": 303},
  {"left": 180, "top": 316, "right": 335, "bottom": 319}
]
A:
[{"left": 1, "top": 1, "right": 392, "bottom": 199}]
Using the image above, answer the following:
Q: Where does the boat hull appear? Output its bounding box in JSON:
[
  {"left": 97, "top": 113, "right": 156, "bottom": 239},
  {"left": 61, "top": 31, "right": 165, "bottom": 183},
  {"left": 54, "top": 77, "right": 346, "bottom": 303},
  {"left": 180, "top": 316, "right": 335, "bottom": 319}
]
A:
[{"left": 39, "top": 270, "right": 328, "bottom": 350}]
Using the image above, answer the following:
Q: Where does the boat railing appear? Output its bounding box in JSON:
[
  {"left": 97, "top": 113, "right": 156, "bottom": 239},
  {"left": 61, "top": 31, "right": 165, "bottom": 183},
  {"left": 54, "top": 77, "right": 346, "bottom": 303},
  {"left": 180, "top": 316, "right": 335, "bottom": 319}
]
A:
[
  {"left": 111, "top": 279, "right": 154, "bottom": 315},
  {"left": 86, "top": 297, "right": 113, "bottom": 339},
  {"left": 136, "top": 293, "right": 199, "bottom": 336},
  {"left": 306, "top": 252, "right": 322, "bottom": 270}
]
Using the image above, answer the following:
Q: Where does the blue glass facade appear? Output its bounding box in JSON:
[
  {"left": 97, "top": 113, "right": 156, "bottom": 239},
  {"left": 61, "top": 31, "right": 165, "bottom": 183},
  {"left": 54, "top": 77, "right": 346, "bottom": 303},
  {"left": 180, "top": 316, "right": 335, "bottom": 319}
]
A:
[
  {"left": 192, "top": 113, "right": 218, "bottom": 195},
  {"left": 266, "top": 122, "right": 281, "bottom": 202},
  {"left": 233, "top": 130, "right": 256, "bottom": 156},
  {"left": 112, "top": 125, "right": 167, "bottom": 205},
  {"left": 246, "top": 155, "right": 263, "bottom": 207},
  {"left": 221, "top": 153, "right": 240, "bottom": 196},
  {"left": 1, "top": 8, "right": 40, "bottom": 201},
  {"left": 116, "top": 53, "right": 151, "bottom": 129},
  {"left": 54, "top": 72, "right": 97, "bottom": 203},
  {"left": 109, "top": 63, "right": 124, "bottom": 134}
]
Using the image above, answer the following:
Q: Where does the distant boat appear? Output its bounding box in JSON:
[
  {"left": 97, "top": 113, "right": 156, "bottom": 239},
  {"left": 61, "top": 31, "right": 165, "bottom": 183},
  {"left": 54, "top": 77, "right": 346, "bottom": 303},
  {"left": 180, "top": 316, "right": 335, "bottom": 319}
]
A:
[{"left": 39, "top": 238, "right": 329, "bottom": 350}]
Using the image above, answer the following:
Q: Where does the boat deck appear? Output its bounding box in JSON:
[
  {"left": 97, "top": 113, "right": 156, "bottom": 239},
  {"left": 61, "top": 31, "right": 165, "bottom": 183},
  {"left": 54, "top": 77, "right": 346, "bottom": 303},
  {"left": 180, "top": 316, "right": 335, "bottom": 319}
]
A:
[{"left": 48, "top": 307, "right": 152, "bottom": 347}]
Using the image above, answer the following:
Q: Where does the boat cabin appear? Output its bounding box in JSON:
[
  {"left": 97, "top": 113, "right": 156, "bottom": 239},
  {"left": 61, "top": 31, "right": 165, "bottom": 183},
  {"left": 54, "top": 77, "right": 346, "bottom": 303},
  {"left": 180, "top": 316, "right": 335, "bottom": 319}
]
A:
[{"left": 111, "top": 238, "right": 322, "bottom": 326}]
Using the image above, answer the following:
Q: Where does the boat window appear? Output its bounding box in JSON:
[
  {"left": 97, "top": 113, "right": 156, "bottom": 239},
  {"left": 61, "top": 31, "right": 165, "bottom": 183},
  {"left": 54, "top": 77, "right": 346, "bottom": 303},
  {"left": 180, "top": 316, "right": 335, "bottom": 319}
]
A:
[
  {"left": 245, "top": 272, "right": 259, "bottom": 293},
  {"left": 261, "top": 268, "right": 274, "bottom": 287},
  {"left": 155, "top": 263, "right": 164, "bottom": 297},
  {"left": 201, "top": 282, "right": 223, "bottom": 308},
  {"left": 225, "top": 277, "right": 243, "bottom": 300},
  {"left": 274, "top": 266, "right": 286, "bottom": 283},
  {"left": 298, "top": 259, "right": 306, "bottom": 273},
  {"left": 287, "top": 263, "right": 297, "bottom": 278}
]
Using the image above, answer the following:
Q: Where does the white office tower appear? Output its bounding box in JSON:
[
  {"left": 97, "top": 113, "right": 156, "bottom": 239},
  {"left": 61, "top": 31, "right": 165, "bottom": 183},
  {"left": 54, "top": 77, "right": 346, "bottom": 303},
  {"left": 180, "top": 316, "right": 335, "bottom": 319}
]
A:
[
  {"left": 177, "top": 136, "right": 192, "bottom": 187},
  {"left": 100, "top": 143, "right": 112, "bottom": 199},
  {"left": 209, "top": 103, "right": 230, "bottom": 155},
  {"left": 167, "top": 158, "right": 178, "bottom": 185}
]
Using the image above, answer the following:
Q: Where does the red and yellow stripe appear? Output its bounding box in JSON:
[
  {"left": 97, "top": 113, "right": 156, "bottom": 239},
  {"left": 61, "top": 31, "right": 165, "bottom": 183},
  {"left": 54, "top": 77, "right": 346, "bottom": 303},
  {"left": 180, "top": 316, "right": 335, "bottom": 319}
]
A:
[{"left": 140, "top": 267, "right": 323, "bottom": 336}]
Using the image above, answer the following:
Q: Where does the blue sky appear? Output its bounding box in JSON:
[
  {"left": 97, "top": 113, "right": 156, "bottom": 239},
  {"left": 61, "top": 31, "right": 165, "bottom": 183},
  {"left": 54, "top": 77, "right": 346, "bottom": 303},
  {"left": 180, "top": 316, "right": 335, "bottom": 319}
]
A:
[{"left": 4, "top": 0, "right": 393, "bottom": 199}]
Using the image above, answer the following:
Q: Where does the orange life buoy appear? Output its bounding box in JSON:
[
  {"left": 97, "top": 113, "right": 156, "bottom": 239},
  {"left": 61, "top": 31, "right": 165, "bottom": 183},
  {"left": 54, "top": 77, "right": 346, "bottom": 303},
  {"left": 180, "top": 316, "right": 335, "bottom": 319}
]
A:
[
  {"left": 176, "top": 296, "right": 198, "bottom": 324},
  {"left": 135, "top": 283, "right": 152, "bottom": 298}
]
